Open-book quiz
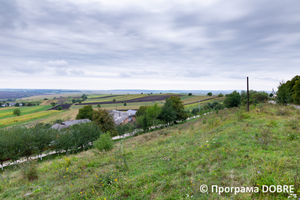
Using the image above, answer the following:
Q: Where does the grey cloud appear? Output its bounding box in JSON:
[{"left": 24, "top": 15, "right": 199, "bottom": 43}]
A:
[
  {"left": 69, "top": 69, "right": 84, "bottom": 75},
  {"left": 119, "top": 72, "right": 131, "bottom": 78},
  {"left": 0, "top": 0, "right": 27, "bottom": 30},
  {"left": 55, "top": 68, "right": 68, "bottom": 76},
  {"left": 0, "top": 0, "right": 299, "bottom": 90}
]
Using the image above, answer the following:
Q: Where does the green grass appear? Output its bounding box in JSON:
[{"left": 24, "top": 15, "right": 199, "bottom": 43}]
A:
[
  {"left": 0, "top": 105, "right": 52, "bottom": 119},
  {"left": 1, "top": 103, "right": 300, "bottom": 199}
]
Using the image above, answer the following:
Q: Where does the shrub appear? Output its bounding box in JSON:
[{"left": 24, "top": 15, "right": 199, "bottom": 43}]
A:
[
  {"left": 224, "top": 90, "right": 241, "bottom": 108},
  {"left": 13, "top": 109, "right": 21, "bottom": 116},
  {"left": 94, "top": 133, "right": 113, "bottom": 152},
  {"left": 21, "top": 161, "right": 38, "bottom": 181},
  {"left": 57, "top": 106, "right": 62, "bottom": 110}
]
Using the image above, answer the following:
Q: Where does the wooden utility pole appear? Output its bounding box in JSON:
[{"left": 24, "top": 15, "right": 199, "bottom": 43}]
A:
[{"left": 247, "top": 77, "right": 249, "bottom": 112}]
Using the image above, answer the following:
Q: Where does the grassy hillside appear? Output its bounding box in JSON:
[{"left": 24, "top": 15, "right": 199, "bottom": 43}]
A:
[{"left": 1, "top": 103, "right": 300, "bottom": 199}]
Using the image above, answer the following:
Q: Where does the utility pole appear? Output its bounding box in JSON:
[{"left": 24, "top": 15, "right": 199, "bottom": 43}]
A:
[
  {"left": 247, "top": 77, "right": 249, "bottom": 112},
  {"left": 199, "top": 101, "right": 200, "bottom": 116}
]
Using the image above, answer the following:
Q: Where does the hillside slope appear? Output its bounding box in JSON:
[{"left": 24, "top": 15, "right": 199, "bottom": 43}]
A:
[{"left": 1, "top": 103, "right": 300, "bottom": 199}]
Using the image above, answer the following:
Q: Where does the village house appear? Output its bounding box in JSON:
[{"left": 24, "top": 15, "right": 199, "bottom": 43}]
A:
[
  {"left": 109, "top": 109, "right": 137, "bottom": 125},
  {"left": 51, "top": 119, "right": 91, "bottom": 130}
]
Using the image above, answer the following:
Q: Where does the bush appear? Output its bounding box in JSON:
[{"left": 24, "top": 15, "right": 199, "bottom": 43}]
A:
[
  {"left": 21, "top": 161, "right": 38, "bottom": 181},
  {"left": 57, "top": 106, "right": 62, "bottom": 110},
  {"left": 13, "top": 109, "right": 21, "bottom": 116},
  {"left": 218, "top": 93, "right": 224, "bottom": 97},
  {"left": 224, "top": 90, "right": 241, "bottom": 108},
  {"left": 94, "top": 133, "right": 113, "bottom": 152}
]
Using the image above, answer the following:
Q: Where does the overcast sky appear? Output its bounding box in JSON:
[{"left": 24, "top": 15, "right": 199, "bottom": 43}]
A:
[{"left": 0, "top": 0, "right": 299, "bottom": 91}]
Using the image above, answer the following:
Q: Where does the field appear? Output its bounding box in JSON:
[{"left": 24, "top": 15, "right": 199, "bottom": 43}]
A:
[
  {"left": 0, "top": 106, "right": 52, "bottom": 120},
  {"left": 1, "top": 103, "right": 299, "bottom": 199},
  {"left": 78, "top": 94, "right": 183, "bottom": 105},
  {"left": 0, "top": 91, "right": 42, "bottom": 99},
  {"left": 0, "top": 94, "right": 219, "bottom": 127},
  {"left": 184, "top": 97, "right": 225, "bottom": 111},
  {"left": 0, "top": 110, "right": 62, "bottom": 127}
]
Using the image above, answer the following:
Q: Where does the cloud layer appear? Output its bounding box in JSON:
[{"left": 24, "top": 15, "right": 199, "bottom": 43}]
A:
[{"left": 0, "top": 0, "right": 299, "bottom": 90}]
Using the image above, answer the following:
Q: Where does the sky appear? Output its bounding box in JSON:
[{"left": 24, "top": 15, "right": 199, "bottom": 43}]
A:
[{"left": 0, "top": 0, "right": 299, "bottom": 91}]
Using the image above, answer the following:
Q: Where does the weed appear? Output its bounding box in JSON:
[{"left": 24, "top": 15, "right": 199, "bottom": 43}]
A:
[
  {"left": 21, "top": 161, "right": 38, "bottom": 181},
  {"left": 276, "top": 107, "right": 290, "bottom": 116},
  {"left": 94, "top": 132, "right": 113, "bottom": 152},
  {"left": 256, "top": 128, "right": 272, "bottom": 149},
  {"left": 114, "top": 139, "right": 129, "bottom": 172}
]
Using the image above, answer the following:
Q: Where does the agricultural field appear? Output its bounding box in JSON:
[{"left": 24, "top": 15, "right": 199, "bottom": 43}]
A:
[
  {"left": 0, "top": 110, "right": 62, "bottom": 127},
  {"left": 184, "top": 97, "right": 225, "bottom": 111},
  {"left": 79, "top": 94, "right": 184, "bottom": 105},
  {"left": 1, "top": 103, "right": 299, "bottom": 199},
  {"left": 83, "top": 94, "right": 147, "bottom": 103},
  {"left": 181, "top": 95, "right": 217, "bottom": 104},
  {"left": 0, "top": 105, "right": 52, "bottom": 120},
  {"left": 0, "top": 93, "right": 217, "bottom": 128}
]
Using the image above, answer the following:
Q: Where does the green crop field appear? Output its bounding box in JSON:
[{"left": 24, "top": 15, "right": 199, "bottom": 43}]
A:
[
  {"left": 181, "top": 96, "right": 217, "bottom": 104},
  {"left": 0, "top": 110, "right": 62, "bottom": 127},
  {"left": 1, "top": 103, "right": 299, "bottom": 199},
  {"left": 184, "top": 97, "right": 225, "bottom": 111},
  {"left": 84, "top": 94, "right": 147, "bottom": 103},
  {"left": 0, "top": 105, "right": 52, "bottom": 120}
]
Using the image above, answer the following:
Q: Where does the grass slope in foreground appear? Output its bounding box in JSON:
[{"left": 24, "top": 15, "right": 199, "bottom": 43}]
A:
[{"left": 1, "top": 103, "right": 300, "bottom": 199}]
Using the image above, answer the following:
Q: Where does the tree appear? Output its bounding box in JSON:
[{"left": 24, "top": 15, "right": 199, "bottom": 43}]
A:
[
  {"left": 32, "top": 125, "right": 56, "bottom": 160},
  {"left": 269, "top": 93, "right": 273, "bottom": 97},
  {"left": 146, "top": 103, "right": 162, "bottom": 128},
  {"left": 159, "top": 98, "right": 176, "bottom": 125},
  {"left": 44, "top": 98, "right": 48, "bottom": 100},
  {"left": 207, "top": 92, "right": 212, "bottom": 96},
  {"left": 93, "top": 108, "right": 117, "bottom": 136},
  {"left": 15, "top": 103, "right": 19, "bottom": 107},
  {"left": 124, "top": 103, "right": 127, "bottom": 106},
  {"left": 97, "top": 104, "right": 101, "bottom": 108},
  {"left": 136, "top": 106, "right": 148, "bottom": 117},
  {"left": 112, "top": 99, "right": 116, "bottom": 103},
  {"left": 292, "top": 79, "right": 300, "bottom": 104},
  {"left": 76, "top": 105, "right": 94, "bottom": 120},
  {"left": 218, "top": 93, "right": 224, "bottom": 97},
  {"left": 286, "top": 75, "right": 300, "bottom": 94},
  {"left": 13, "top": 109, "right": 21, "bottom": 116},
  {"left": 57, "top": 106, "right": 62, "bottom": 110},
  {"left": 276, "top": 82, "right": 292, "bottom": 104},
  {"left": 72, "top": 99, "right": 76, "bottom": 103},
  {"left": 51, "top": 102, "right": 56, "bottom": 106},
  {"left": 81, "top": 94, "right": 87, "bottom": 100},
  {"left": 188, "top": 93, "right": 192, "bottom": 96},
  {"left": 224, "top": 90, "right": 241, "bottom": 108},
  {"left": 169, "top": 95, "right": 188, "bottom": 121}
]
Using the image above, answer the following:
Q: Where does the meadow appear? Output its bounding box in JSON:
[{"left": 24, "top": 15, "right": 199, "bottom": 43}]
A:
[{"left": 1, "top": 103, "right": 299, "bottom": 199}]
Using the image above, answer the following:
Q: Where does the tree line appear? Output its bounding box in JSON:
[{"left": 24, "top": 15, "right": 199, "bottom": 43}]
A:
[{"left": 0, "top": 122, "right": 102, "bottom": 169}]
